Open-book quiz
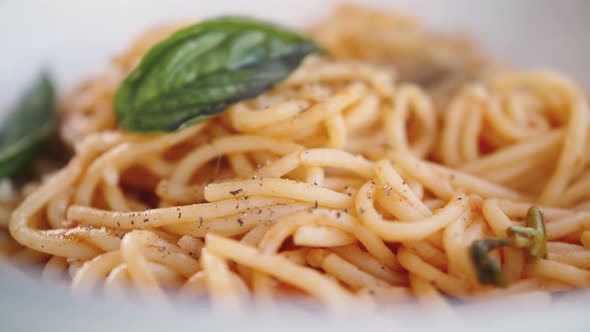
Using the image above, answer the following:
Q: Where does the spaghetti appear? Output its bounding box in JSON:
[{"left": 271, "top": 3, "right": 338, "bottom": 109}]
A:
[{"left": 2, "top": 5, "right": 590, "bottom": 314}]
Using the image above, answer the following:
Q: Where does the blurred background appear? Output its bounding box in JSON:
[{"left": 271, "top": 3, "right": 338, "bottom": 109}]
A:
[{"left": 1, "top": 0, "right": 589, "bottom": 107}]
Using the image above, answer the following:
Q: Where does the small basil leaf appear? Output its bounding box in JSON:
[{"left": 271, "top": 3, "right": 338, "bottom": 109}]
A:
[
  {"left": 0, "top": 72, "right": 55, "bottom": 177},
  {"left": 470, "top": 238, "right": 511, "bottom": 287},
  {"left": 507, "top": 206, "right": 547, "bottom": 260},
  {"left": 115, "top": 16, "right": 321, "bottom": 132},
  {"left": 526, "top": 206, "right": 548, "bottom": 259}
]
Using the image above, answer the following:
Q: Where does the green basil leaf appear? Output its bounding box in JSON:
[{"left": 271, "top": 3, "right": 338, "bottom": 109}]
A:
[
  {"left": 470, "top": 238, "right": 511, "bottom": 287},
  {"left": 0, "top": 72, "right": 56, "bottom": 177},
  {"left": 507, "top": 206, "right": 547, "bottom": 260},
  {"left": 115, "top": 16, "right": 321, "bottom": 132}
]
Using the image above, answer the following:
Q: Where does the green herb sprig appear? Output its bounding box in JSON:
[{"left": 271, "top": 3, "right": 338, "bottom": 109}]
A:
[
  {"left": 470, "top": 206, "right": 547, "bottom": 287},
  {"left": 470, "top": 237, "right": 511, "bottom": 287},
  {"left": 507, "top": 206, "right": 548, "bottom": 260},
  {"left": 0, "top": 72, "right": 56, "bottom": 177},
  {"left": 115, "top": 16, "right": 321, "bottom": 133}
]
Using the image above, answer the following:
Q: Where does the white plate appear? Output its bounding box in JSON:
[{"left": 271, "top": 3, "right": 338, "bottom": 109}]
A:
[
  {"left": 1, "top": 265, "right": 590, "bottom": 331},
  {"left": 1, "top": 1, "right": 590, "bottom": 330}
]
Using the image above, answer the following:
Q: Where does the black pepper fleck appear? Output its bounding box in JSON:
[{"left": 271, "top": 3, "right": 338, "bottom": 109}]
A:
[
  {"left": 229, "top": 189, "right": 243, "bottom": 196},
  {"left": 383, "top": 185, "right": 392, "bottom": 196}
]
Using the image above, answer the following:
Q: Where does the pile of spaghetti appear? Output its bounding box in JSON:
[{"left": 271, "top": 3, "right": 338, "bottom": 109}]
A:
[{"left": 3, "top": 5, "right": 590, "bottom": 314}]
